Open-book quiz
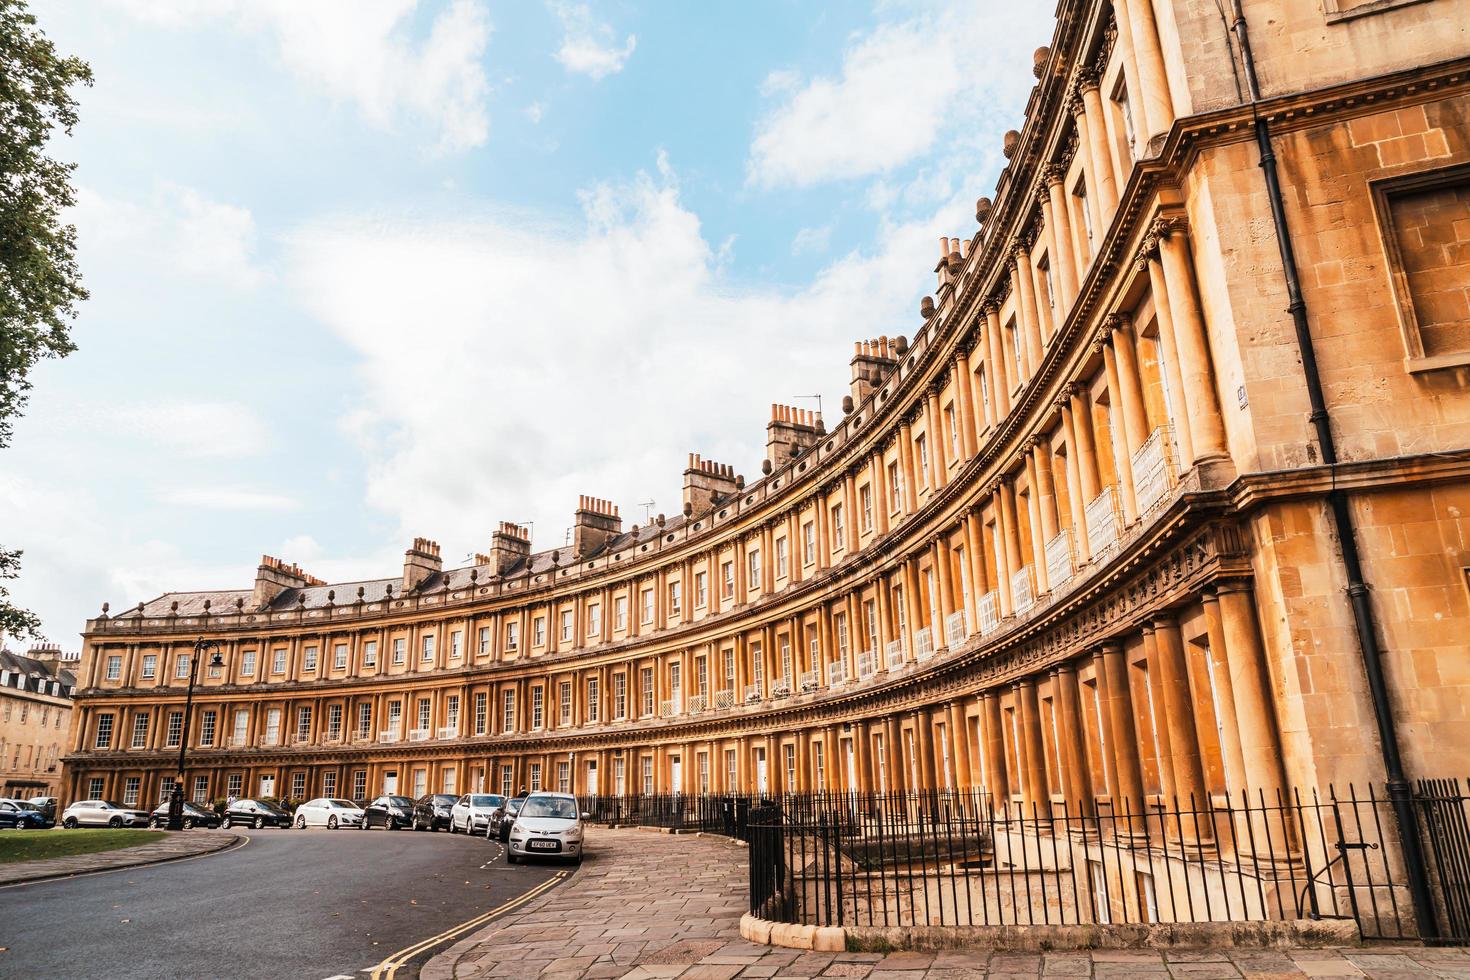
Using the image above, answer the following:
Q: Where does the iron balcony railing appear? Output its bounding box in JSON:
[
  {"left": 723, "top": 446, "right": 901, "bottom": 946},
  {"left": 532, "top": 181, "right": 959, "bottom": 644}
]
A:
[
  {"left": 914, "top": 628, "right": 935, "bottom": 662},
  {"left": 857, "top": 650, "right": 878, "bottom": 680},
  {"left": 1045, "top": 527, "right": 1074, "bottom": 591},
  {"left": 827, "top": 661, "right": 847, "bottom": 687},
  {"left": 944, "top": 611, "right": 968, "bottom": 650},
  {"left": 1086, "top": 485, "right": 1122, "bottom": 558},
  {"left": 1132, "top": 424, "right": 1178, "bottom": 514},
  {"left": 1010, "top": 566, "right": 1036, "bottom": 616},
  {"left": 884, "top": 640, "right": 905, "bottom": 671},
  {"left": 977, "top": 590, "right": 1000, "bottom": 636}
]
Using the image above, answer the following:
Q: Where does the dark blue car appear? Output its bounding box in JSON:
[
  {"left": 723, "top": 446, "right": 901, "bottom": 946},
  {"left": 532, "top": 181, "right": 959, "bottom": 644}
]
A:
[{"left": 0, "top": 798, "right": 51, "bottom": 829}]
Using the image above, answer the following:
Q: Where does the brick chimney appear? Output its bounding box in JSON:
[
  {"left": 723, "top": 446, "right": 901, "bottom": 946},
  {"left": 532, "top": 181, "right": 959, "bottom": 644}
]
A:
[
  {"left": 849, "top": 337, "right": 899, "bottom": 407},
  {"left": 573, "top": 496, "right": 622, "bottom": 559},
  {"left": 488, "top": 522, "right": 531, "bottom": 576},
  {"left": 402, "top": 537, "right": 443, "bottom": 592},
  {"left": 766, "top": 404, "right": 823, "bottom": 469},
  {"left": 252, "top": 555, "right": 323, "bottom": 609},
  {"left": 682, "top": 454, "right": 739, "bottom": 520}
]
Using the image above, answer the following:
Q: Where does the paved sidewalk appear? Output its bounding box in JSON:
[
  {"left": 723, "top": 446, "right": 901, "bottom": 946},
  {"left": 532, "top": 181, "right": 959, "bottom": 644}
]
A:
[
  {"left": 426, "top": 829, "right": 1470, "bottom": 980},
  {"left": 0, "top": 830, "right": 238, "bottom": 887}
]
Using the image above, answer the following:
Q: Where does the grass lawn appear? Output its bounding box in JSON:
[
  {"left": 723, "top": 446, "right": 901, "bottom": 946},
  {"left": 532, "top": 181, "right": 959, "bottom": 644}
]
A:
[{"left": 0, "top": 828, "right": 164, "bottom": 865}]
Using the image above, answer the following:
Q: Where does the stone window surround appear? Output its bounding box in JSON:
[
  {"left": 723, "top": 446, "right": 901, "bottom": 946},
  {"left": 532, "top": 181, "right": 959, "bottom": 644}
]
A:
[
  {"left": 1323, "top": 0, "right": 1434, "bottom": 24},
  {"left": 1370, "top": 160, "right": 1470, "bottom": 373}
]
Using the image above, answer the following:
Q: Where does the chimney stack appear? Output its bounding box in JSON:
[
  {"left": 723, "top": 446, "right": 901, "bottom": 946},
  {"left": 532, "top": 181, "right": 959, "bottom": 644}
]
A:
[
  {"left": 849, "top": 336, "right": 899, "bottom": 407},
  {"left": 402, "top": 537, "right": 443, "bottom": 592},
  {"left": 252, "top": 555, "right": 324, "bottom": 609},
  {"left": 682, "top": 454, "right": 739, "bottom": 520},
  {"left": 488, "top": 522, "right": 532, "bottom": 577},
  {"left": 766, "top": 403, "right": 823, "bottom": 469},
  {"left": 573, "top": 496, "right": 622, "bottom": 559}
]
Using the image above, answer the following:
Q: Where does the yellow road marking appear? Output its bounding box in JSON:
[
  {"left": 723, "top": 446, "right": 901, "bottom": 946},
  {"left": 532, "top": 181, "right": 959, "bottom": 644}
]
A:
[{"left": 369, "top": 870, "right": 568, "bottom": 980}]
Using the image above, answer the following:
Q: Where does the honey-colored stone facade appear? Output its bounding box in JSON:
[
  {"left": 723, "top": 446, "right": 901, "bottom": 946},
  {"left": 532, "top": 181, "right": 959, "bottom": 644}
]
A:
[{"left": 63, "top": 0, "right": 1470, "bottom": 819}]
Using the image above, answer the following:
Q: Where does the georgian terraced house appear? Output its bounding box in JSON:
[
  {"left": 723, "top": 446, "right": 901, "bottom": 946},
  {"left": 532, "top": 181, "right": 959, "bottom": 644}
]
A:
[
  {"left": 63, "top": 0, "right": 1469, "bottom": 833},
  {"left": 2, "top": 645, "right": 77, "bottom": 800}
]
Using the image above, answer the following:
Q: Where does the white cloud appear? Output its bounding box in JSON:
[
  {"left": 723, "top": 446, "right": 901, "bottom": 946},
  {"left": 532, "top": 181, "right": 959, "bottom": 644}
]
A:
[
  {"left": 107, "top": 400, "right": 272, "bottom": 458},
  {"left": 525, "top": 101, "right": 545, "bottom": 124},
  {"left": 159, "top": 487, "right": 300, "bottom": 511},
  {"left": 113, "top": 0, "right": 493, "bottom": 153},
  {"left": 791, "top": 225, "right": 832, "bottom": 256},
  {"left": 73, "top": 183, "right": 262, "bottom": 289},
  {"left": 548, "top": 1, "right": 636, "bottom": 80},
  {"left": 748, "top": 4, "right": 1053, "bottom": 189},
  {"left": 284, "top": 157, "right": 981, "bottom": 561}
]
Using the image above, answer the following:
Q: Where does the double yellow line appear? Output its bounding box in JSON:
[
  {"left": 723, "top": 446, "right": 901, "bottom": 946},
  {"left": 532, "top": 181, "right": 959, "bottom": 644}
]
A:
[{"left": 369, "top": 870, "right": 568, "bottom": 979}]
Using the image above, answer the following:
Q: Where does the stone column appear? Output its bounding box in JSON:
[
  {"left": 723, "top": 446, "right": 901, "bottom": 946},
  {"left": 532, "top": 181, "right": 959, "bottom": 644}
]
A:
[
  {"left": 1068, "top": 383, "right": 1101, "bottom": 502},
  {"left": 915, "top": 708, "right": 939, "bottom": 791},
  {"left": 902, "top": 559, "right": 925, "bottom": 659},
  {"left": 1115, "top": 0, "right": 1175, "bottom": 143},
  {"left": 1153, "top": 217, "right": 1227, "bottom": 465},
  {"left": 899, "top": 420, "right": 920, "bottom": 513},
  {"left": 1054, "top": 662, "right": 1094, "bottom": 817},
  {"left": 933, "top": 537, "right": 956, "bottom": 623},
  {"left": 925, "top": 387, "right": 947, "bottom": 489},
  {"left": 990, "top": 484, "right": 1015, "bottom": 618},
  {"left": 1024, "top": 451, "right": 1050, "bottom": 595},
  {"left": 1075, "top": 71, "right": 1119, "bottom": 215},
  {"left": 999, "top": 478, "right": 1025, "bottom": 606},
  {"left": 953, "top": 351, "right": 979, "bottom": 460},
  {"left": 884, "top": 715, "right": 904, "bottom": 792},
  {"left": 1216, "top": 582, "right": 1287, "bottom": 797},
  {"left": 1139, "top": 245, "right": 1195, "bottom": 467},
  {"left": 1152, "top": 615, "right": 1210, "bottom": 821},
  {"left": 1043, "top": 165, "right": 1080, "bottom": 303},
  {"left": 1059, "top": 397, "right": 1092, "bottom": 564},
  {"left": 1099, "top": 641, "right": 1146, "bottom": 827},
  {"left": 1098, "top": 334, "right": 1140, "bottom": 525},
  {"left": 843, "top": 472, "right": 860, "bottom": 554},
  {"left": 872, "top": 451, "right": 891, "bottom": 537},
  {"left": 948, "top": 699, "right": 975, "bottom": 791},
  {"left": 1200, "top": 589, "right": 1248, "bottom": 796},
  {"left": 1010, "top": 245, "right": 1044, "bottom": 375},
  {"left": 1017, "top": 679, "right": 1049, "bottom": 812},
  {"left": 984, "top": 301, "right": 1013, "bottom": 413},
  {"left": 981, "top": 692, "right": 1008, "bottom": 808}
]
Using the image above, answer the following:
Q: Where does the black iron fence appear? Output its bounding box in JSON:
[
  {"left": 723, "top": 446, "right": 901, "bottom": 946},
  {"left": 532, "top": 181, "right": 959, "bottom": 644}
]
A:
[{"left": 741, "top": 782, "right": 1470, "bottom": 944}]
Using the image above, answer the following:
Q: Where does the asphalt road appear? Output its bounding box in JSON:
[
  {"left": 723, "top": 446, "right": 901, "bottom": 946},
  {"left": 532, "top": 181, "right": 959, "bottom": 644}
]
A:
[{"left": 0, "top": 825, "right": 567, "bottom": 979}]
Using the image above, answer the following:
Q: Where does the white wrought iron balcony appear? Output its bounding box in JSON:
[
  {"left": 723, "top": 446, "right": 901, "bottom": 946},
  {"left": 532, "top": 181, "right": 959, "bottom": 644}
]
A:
[
  {"left": 978, "top": 590, "right": 1000, "bottom": 636},
  {"left": 826, "top": 660, "right": 847, "bottom": 687},
  {"left": 379, "top": 728, "right": 401, "bottom": 743},
  {"left": 744, "top": 683, "right": 763, "bottom": 703},
  {"left": 771, "top": 679, "right": 792, "bottom": 698},
  {"left": 857, "top": 650, "right": 878, "bottom": 680},
  {"left": 687, "top": 694, "right": 709, "bottom": 715},
  {"left": 884, "top": 639, "right": 906, "bottom": 670},
  {"left": 1086, "top": 486, "right": 1121, "bottom": 558},
  {"left": 1046, "top": 527, "right": 1075, "bottom": 591},
  {"left": 437, "top": 726, "right": 458, "bottom": 740},
  {"left": 227, "top": 734, "right": 248, "bottom": 747},
  {"left": 408, "top": 728, "right": 431, "bottom": 742},
  {"left": 259, "top": 735, "right": 279, "bottom": 748},
  {"left": 713, "top": 688, "right": 735, "bottom": 710},
  {"left": 659, "top": 699, "right": 679, "bottom": 718},
  {"left": 799, "top": 670, "right": 819, "bottom": 692},
  {"left": 1011, "top": 566, "right": 1036, "bottom": 616},
  {"left": 914, "top": 627, "right": 935, "bottom": 661},
  {"left": 944, "top": 610, "right": 968, "bottom": 650},
  {"left": 1132, "top": 425, "right": 1178, "bottom": 514},
  {"left": 291, "top": 733, "right": 311, "bottom": 745},
  {"left": 323, "top": 730, "right": 342, "bottom": 744}
]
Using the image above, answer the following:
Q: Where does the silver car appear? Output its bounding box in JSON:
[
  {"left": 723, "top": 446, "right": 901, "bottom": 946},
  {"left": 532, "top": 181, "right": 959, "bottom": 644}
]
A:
[
  {"left": 506, "top": 792, "right": 587, "bottom": 864},
  {"left": 293, "top": 798, "right": 364, "bottom": 829},
  {"left": 61, "top": 799, "right": 151, "bottom": 828}
]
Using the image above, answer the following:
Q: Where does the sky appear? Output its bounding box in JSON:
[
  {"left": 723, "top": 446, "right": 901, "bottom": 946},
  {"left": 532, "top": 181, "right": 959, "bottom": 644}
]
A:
[{"left": 2, "top": 0, "right": 1056, "bottom": 649}]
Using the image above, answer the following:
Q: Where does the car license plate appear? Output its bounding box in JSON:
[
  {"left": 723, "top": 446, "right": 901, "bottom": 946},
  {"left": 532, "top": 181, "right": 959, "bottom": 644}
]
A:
[{"left": 530, "top": 839, "right": 559, "bottom": 850}]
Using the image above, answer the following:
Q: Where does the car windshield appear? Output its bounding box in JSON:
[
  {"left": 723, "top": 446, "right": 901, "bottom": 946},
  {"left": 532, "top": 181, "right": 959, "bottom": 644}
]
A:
[
  {"left": 506, "top": 798, "right": 524, "bottom": 813},
  {"left": 520, "top": 797, "right": 577, "bottom": 820},
  {"left": 388, "top": 796, "right": 413, "bottom": 807},
  {"left": 471, "top": 795, "right": 500, "bottom": 807},
  {"left": 330, "top": 799, "right": 357, "bottom": 809},
  {"left": 430, "top": 795, "right": 456, "bottom": 804}
]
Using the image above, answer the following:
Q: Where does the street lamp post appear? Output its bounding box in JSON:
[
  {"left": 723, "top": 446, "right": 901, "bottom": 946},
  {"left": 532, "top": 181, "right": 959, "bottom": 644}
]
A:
[{"left": 168, "top": 637, "right": 224, "bottom": 831}]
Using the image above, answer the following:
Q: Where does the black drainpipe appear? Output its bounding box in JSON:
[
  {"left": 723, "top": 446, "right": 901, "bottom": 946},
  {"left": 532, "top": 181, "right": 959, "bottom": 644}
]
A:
[{"left": 1227, "top": 0, "right": 1437, "bottom": 940}]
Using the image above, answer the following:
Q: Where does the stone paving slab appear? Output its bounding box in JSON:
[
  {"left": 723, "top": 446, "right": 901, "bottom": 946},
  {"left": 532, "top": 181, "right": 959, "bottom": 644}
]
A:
[
  {"left": 0, "top": 829, "right": 239, "bottom": 886},
  {"left": 423, "top": 829, "right": 1470, "bottom": 980}
]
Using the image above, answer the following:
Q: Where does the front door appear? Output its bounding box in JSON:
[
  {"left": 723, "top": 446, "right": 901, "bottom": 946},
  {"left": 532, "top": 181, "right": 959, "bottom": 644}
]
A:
[
  {"left": 670, "top": 755, "right": 682, "bottom": 796},
  {"left": 587, "top": 760, "right": 599, "bottom": 798},
  {"left": 258, "top": 774, "right": 275, "bottom": 798},
  {"left": 383, "top": 771, "right": 398, "bottom": 795},
  {"left": 755, "top": 749, "right": 768, "bottom": 794}
]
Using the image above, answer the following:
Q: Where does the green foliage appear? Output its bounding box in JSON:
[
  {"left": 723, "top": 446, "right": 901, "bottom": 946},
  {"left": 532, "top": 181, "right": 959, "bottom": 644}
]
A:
[{"left": 0, "top": 0, "right": 90, "bottom": 641}]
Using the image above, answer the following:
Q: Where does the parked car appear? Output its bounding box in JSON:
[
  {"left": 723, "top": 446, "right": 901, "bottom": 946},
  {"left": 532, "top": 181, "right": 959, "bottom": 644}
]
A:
[
  {"left": 0, "top": 799, "right": 50, "bottom": 829},
  {"left": 506, "top": 792, "right": 587, "bottom": 864},
  {"left": 294, "top": 798, "right": 364, "bottom": 829},
  {"left": 488, "top": 796, "right": 526, "bottom": 842},
  {"left": 148, "top": 800, "right": 222, "bottom": 829},
  {"left": 360, "top": 795, "right": 415, "bottom": 830},
  {"left": 28, "top": 796, "right": 58, "bottom": 823},
  {"left": 220, "top": 798, "right": 292, "bottom": 830},
  {"left": 411, "top": 793, "right": 458, "bottom": 831},
  {"left": 450, "top": 793, "right": 505, "bottom": 835},
  {"left": 61, "top": 799, "right": 151, "bottom": 828}
]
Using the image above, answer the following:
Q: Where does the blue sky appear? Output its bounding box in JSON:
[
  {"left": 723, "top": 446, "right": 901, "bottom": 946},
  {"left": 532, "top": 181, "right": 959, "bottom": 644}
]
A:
[{"left": 2, "top": 0, "right": 1055, "bottom": 647}]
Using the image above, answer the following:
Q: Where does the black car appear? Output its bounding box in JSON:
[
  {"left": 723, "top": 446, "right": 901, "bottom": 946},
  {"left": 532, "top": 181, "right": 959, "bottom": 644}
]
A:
[
  {"left": 221, "top": 798, "right": 292, "bottom": 829},
  {"left": 148, "top": 800, "right": 223, "bottom": 829},
  {"left": 28, "top": 796, "right": 58, "bottom": 823},
  {"left": 0, "top": 799, "right": 49, "bottom": 829},
  {"left": 360, "top": 794, "right": 415, "bottom": 830},
  {"left": 489, "top": 795, "right": 526, "bottom": 842},
  {"left": 412, "top": 793, "right": 457, "bottom": 831}
]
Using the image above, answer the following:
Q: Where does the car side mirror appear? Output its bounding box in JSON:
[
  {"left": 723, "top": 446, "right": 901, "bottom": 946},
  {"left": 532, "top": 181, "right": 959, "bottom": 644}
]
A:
[{"left": 581, "top": 812, "right": 590, "bottom": 820}]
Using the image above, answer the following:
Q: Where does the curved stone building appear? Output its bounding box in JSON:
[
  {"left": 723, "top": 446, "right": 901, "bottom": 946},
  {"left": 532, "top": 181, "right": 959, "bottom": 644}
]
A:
[{"left": 63, "top": 0, "right": 1470, "bottom": 818}]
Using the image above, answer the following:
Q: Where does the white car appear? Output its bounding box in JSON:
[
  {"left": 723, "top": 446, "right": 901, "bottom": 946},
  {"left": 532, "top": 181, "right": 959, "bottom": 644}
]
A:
[
  {"left": 61, "top": 799, "right": 151, "bottom": 828},
  {"left": 506, "top": 792, "right": 587, "bottom": 864},
  {"left": 293, "top": 798, "right": 364, "bottom": 829},
  {"left": 450, "top": 793, "right": 505, "bottom": 835}
]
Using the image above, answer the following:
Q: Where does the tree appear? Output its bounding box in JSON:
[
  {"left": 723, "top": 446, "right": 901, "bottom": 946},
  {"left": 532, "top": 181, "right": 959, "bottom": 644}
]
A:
[{"left": 0, "top": 0, "right": 91, "bottom": 639}]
